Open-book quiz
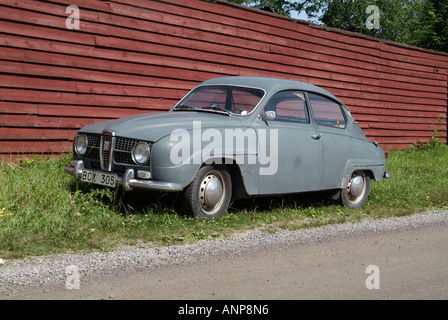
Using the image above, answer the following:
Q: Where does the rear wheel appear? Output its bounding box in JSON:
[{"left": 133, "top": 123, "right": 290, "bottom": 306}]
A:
[
  {"left": 182, "top": 165, "right": 232, "bottom": 218},
  {"left": 341, "top": 170, "right": 370, "bottom": 209}
]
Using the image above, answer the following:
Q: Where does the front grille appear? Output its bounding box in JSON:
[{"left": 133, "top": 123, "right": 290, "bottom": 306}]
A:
[
  {"left": 100, "top": 134, "right": 113, "bottom": 171},
  {"left": 114, "top": 138, "right": 139, "bottom": 165},
  {"left": 77, "top": 132, "right": 150, "bottom": 171}
]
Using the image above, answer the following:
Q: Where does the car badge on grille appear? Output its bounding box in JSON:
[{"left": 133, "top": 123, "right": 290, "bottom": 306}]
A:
[{"left": 103, "top": 140, "right": 111, "bottom": 151}]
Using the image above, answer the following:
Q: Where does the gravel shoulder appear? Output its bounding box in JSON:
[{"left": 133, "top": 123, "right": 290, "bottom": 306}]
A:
[{"left": 1, "top": 210, "right": 447, "bottom": 299}]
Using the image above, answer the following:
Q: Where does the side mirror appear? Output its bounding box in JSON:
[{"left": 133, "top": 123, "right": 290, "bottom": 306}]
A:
[{"left": 263, "top": 110, "right": 276, "bottom": 121}]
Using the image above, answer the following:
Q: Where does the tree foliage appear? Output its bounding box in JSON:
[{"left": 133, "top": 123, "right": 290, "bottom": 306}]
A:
[
  {"left": 227, "top": 0, "right": 447, "bottom": 52},
  {"left": 299, "top": 0, "right": 447, "bottom": 52},
  {"left": 413, "top": 0, "right": 447, "bottom": 52},
  {"left": 301, "top": 0, "right": 447, "bottom": 52}
]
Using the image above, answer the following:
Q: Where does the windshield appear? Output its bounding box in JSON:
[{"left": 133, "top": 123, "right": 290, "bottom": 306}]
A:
[{"left": 173, "top": 85, "right": 265, "bottom": 115}]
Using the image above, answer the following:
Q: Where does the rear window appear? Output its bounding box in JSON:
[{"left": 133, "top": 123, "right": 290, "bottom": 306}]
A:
[{"left": 308, "top": 93, "right": 346, "bottom": 128}]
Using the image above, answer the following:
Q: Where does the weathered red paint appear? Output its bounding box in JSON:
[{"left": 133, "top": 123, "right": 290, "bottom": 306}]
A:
[{"left": 0, "top": 0, "right": 446, "bottom": 155}]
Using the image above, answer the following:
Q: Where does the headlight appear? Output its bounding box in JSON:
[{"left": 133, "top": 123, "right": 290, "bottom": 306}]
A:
[
  {"left": 74, "top": 134, "right": 87, "bottom": 156},
  {"left": 132, "top": 142, "right": 151, "bottom": 165}
]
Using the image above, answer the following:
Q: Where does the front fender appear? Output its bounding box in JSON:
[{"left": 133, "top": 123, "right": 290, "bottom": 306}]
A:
[{"left": 150, "top": 135, "right": 202, "bottom": 187}]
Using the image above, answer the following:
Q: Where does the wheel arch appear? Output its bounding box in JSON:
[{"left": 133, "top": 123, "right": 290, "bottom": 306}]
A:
[{"left": 197, "top": 157, "right": 249, "bottom": 201}]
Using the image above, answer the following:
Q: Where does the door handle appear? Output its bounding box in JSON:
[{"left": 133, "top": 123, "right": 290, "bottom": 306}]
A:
[{"left": 311, "top": 134, "right": 321, "bottom": 140}]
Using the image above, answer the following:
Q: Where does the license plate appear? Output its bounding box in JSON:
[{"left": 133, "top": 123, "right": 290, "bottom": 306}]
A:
[{"left": 81, "top": 169, "right": 118, "bottom": 188}]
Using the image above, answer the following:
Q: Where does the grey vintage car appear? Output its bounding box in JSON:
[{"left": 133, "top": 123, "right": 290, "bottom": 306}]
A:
[{"left": 65, "top": 76, "right": 390, "bottom": 218}]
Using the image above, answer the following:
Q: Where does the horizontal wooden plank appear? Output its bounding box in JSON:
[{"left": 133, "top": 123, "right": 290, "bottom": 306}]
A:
[
  {"left": 1, "top": 0, "right": 101, "bottom": 22},
  {"left": 0, "top": 88, "right": 177, "bottom": 109},
  {"left": 352, "top": 112, "right": 446, "bottom": 123},
  {"left": 270, "top": 43, "right": 447, "bottom": 84},
  {"left": 0, "top": 4, "right": 80, "bottom": 31},
  {"left": 0, "top": 60, "right": 197, "bottom": 90},
  {"left": 0, "top": 47, "right": 218, "bottom": 84},
  {"left": 36, "top": 0, "right": 111, "bottom": 12},
  {"left": 0, "top": 74, "right": 189, "bottom": 101},
  {"left": 0, "top": 102, "right": 158, "bottom": 119},
  {"left": 341, "top": 96, "right": 446, "bottom": 110},
  {"left": 354, "top": 113, "right": 447, "bottom": 124},
  {"left": 365, "top": 122, "right": 445, "bottom": 131},
  {"left": 0, "top": 20, "right": 95, "bottom": 46},
  {"left": 0, "top": 35, "right": 240, "bottom": 76},
  {"left": 37, "top": 105, "right": 157, "bottom": 118},
  {"left": 0, "top": 102, "right": 150, "bottom": 119},
  {"left": 0, "top": 127, "right": 77, "bottom": 140},
  {"left": 0, "top": 114, "right": 106, "bottom": 129},
  {"left": 0, "top": 102, "right": 39, "bottom": 115},
  {"left": 363, "top": 129, "right": 444, "bottom": 137}
]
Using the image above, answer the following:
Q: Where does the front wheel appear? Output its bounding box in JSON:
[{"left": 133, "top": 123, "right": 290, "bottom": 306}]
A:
[
  {"left": 182, "top": 165, "right": 232, "bottom": 218},
  {"left": 341, "top": 170, "right": 370, "bottom": 209}
]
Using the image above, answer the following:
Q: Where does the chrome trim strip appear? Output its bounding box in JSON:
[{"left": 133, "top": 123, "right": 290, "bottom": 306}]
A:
[
  {"left": 99, "top": 134, "right": 105, "bottom": 171},
  {"left": 102, "top": 129, "right": 116, "bottom": 136},
  {"left": 100, "top": 130, "right": 115, "bottom": 172},
  {"left": 352, "top": 163, "right": 385, "bottom": 167},
  {"left": 109, "top": 136, "right": 115, "bottom": 171}
]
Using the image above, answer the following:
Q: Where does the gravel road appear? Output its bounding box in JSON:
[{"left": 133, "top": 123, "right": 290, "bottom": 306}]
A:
[{"left": 1, "top": 210, "right": 447, "bottom": 299}]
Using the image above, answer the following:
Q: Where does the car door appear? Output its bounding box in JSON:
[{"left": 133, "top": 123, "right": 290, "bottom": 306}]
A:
[
  {"left": 256, "top": 90, "right": 323, "bottom": 195},
  {"left": 307, "top": 92, "right": 353, "bottom": 190}
]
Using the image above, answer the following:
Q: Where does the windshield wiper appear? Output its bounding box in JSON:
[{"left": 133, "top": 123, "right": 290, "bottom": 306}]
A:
[
  {"left": 201, "top": 105, "right": 230, "bottom": 114},
  {"left": 172, "top": 104, "right": 230, "bottom": 116},
  {"left": 173, "top": 104, "right": 198, "bottom": 111}
]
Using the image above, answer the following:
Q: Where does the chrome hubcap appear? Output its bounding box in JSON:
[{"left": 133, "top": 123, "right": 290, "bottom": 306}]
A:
[
  {"left": 349, "top": 175, "right": 365, "bottom": 198},
  {"left": 347, "top": 171, "right": 366, "bottom": 203},
  {"left": 199, "top": 172, "right": 224, "bottom": 214}
]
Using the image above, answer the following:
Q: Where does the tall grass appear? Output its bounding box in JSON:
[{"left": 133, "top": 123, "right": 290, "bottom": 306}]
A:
[{"left": 1, "top": 145, "right": 448, "bottom": 259}]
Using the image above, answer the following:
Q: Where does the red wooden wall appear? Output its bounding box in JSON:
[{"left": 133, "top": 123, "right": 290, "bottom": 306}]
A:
[{"left": 0, "top": 0, "right": 447, "bottom": 157}]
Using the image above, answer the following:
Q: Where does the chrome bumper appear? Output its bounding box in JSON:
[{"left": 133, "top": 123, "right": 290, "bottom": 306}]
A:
[{"left": 64, "top": 160, "right": 183, "bottom": 192}]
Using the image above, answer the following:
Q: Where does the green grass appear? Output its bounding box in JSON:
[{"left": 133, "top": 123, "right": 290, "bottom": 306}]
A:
[{"left": 1, "top": 145, "right": 448, "bottom": 259}]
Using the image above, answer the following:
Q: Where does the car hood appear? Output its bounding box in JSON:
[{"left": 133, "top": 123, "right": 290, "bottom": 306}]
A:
[{"left": 79, "top": 111, "right": 245, "bottom": 142}]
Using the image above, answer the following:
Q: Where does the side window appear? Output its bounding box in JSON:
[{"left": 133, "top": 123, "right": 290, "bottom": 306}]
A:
[
  {"left": 263, "top": 91, "right": 309, "bottom": 123},
  {"left": 308, "top": 93, "right": 346, "bottom": 128},
  {"left": 231, "top": 88, "right": 264, "bottom": 114}
]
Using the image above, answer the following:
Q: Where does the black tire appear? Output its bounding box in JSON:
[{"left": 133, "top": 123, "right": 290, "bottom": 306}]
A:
[
  {"left": 182, "top": 165, "right": 232, "bottom": 218},
  {"left": 341, "top": 170, "right": 371, "bottom": 209}
]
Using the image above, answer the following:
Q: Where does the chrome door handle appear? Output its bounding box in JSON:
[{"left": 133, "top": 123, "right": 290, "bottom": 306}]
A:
[{"left": 311, "top": 134, "right": 321, "bottom": 140}]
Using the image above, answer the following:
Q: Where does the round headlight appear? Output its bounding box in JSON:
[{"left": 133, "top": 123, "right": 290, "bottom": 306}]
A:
[
  {"left": 132, "top": 142, "right": 151, "bottom": 165},
  {"left": 75, "top": 134, "right": 87, "bottom": 156}
]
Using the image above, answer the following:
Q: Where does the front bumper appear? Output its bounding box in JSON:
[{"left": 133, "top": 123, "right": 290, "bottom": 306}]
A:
[{"left": 64, "top": 160, "right": 183, "bottom": 192}]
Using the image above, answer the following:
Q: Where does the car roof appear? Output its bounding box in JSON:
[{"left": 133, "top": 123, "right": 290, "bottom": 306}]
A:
[{"left": 198, "top": 76, "right": 343, "bottom": 104}]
